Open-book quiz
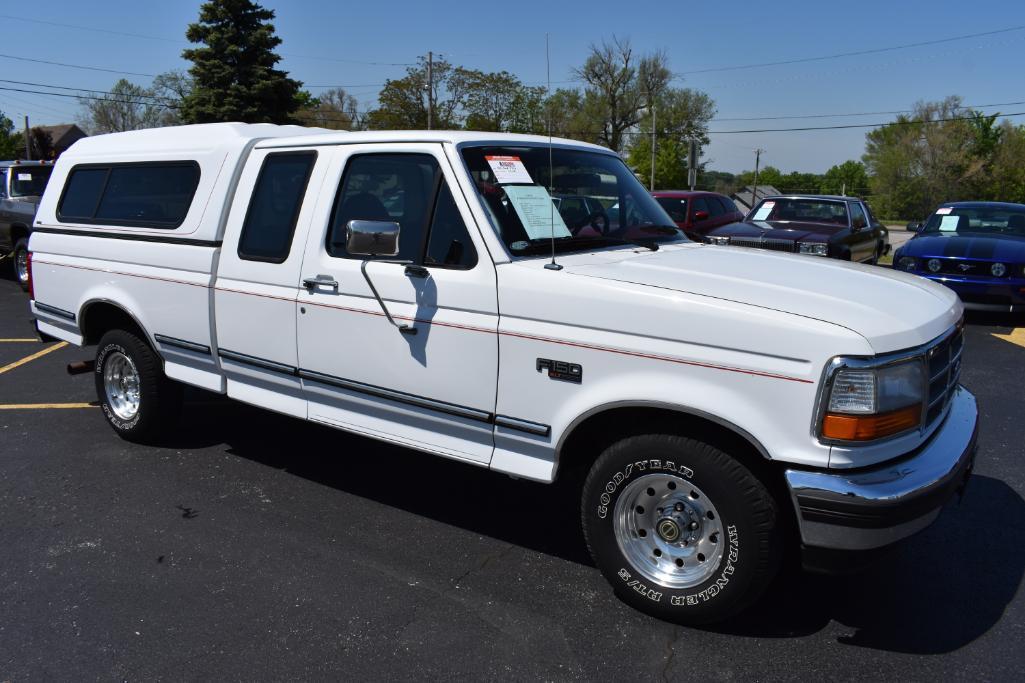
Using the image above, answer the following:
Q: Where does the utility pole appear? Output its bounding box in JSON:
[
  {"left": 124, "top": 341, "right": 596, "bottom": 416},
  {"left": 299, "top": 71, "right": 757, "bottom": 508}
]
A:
[
  {"left": 751, "top": 148, "right": 765, "bottom": 210},
  {"left": 23, "top": 115, "right": 31, "bottom": 161},
  {"left": 649, "top": 104, "right": 656, "bottom": 191},
  {"left": 688, "top": 139, "right": 699, "bottom": 191},
  {"left": 426, "top": 51, "right": 433, "bottom": 131}
]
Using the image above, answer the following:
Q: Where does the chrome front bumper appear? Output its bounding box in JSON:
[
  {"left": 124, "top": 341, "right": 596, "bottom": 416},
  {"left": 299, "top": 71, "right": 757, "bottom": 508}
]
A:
[{"left": 784, "top": 386, "right": 978, "bottom": 551}]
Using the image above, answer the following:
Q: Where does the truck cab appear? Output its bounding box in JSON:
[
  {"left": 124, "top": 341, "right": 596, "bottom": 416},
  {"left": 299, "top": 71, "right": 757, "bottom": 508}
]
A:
[
  {"left": 0, "top": 159, "right": 53, "bottom": 290},
  {"left": 27, "top": 124, "right": 977, "bottom": 624}
]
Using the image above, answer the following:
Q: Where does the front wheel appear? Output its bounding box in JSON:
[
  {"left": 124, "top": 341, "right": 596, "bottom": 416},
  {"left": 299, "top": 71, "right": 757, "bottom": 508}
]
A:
[
  {"left": 13, "top": 237, "right": 29, "bottom": 291},
  {"left": 94, "top": 329, "right": 182, "bottom": 442},
  {"left": 581, "top": 434, "right": 780, "bottom": 624}
]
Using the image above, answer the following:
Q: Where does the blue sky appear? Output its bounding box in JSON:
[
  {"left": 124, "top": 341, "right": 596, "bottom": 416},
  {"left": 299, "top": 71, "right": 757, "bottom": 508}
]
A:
[{"left": 2, "top": 0, "right": 1023, "bottom": 173}]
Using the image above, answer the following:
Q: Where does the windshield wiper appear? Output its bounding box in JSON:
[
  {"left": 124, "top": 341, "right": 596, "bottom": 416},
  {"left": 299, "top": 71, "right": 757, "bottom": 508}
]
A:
[{"left": 513, "top": 236, "right": 659, "bottom": 254}]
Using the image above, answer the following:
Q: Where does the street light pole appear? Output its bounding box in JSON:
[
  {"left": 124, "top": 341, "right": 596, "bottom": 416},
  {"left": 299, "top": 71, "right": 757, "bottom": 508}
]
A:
[
  {"left": 426, "top": 51, "right": 433, "bottom": 130},
  {"left": 649, "top": 104, "right": 656, "bottom": 191},
  {"left": 751, "top": 148, "right": 765, "bottom": 210}
]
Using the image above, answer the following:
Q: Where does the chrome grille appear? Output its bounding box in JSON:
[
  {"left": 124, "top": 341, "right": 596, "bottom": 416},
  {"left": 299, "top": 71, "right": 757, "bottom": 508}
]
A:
[
  {"left": 728, "top": 237, "right": 798, "bottom": 253},
  {"left": 925, "top": 323, "right": 964, "bottom": 425}
]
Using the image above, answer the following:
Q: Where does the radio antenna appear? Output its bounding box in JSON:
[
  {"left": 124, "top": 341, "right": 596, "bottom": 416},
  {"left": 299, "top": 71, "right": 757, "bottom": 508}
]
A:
[{"left": 543, "top": 32, "right": 562, "bottom": 271}]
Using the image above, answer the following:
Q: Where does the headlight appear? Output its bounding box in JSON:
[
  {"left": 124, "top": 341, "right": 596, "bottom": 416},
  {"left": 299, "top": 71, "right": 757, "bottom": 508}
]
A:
[
  {"left": 798, "top": 242, "right": 828, "bottom": 256},
  {"left": 897, "top": 256, "right": 917, "bottom": 271},
  {"left": 991, "top": 262, "right": 1007, "bottom": 277},
  {"left": 708, "top": 236, "right": 730, "bottom": 245},
  {"left": 820, "top": 359, "right": 924, "bottom": 442},
  {"left": 927, "top": 258, "right": 942, "bottom": 273}
]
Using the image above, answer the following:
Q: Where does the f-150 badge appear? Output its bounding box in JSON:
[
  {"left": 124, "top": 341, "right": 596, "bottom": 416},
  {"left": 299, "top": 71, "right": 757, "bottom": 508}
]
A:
[{"left": 537, "top": 358, "right": 582, "bottom": 383}]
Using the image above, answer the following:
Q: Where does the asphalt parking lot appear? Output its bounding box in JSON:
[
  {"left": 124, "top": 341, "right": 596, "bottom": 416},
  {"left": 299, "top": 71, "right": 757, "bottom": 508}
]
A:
[{"left": 1, "top": 272, "right": 1023, "bottom": 680}]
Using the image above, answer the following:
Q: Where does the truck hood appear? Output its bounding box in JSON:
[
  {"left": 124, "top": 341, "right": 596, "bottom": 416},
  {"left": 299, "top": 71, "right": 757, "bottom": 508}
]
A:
[
  {"left": 900, "top": 231, "right": 1025, "bottom": 261},
  {"left": 560, "top": 244, "right": 961, "bottom": 353}
]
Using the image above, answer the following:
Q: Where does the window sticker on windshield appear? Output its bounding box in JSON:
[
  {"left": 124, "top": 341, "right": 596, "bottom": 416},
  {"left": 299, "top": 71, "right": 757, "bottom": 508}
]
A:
[
  {"left": 17, "top": 173, "right": 31, "bottom": 181},
  {"left": 936, "top": 207, "right": 953, "bottom": 215},
  {"left": 752, "top": 201, "right": 775, "bottom": 221},
  {"left": 503, "top": 185, "right": 571, "bottom": 240},
  {"left": 485, "top": 155, "right": 534, "bottom": 185},
  {"left": 939, "top": 215, "right": 960, "bottom": 231}
]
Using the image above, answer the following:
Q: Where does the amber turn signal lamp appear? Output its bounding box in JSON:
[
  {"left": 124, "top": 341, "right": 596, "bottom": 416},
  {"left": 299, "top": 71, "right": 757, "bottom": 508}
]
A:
[{"left": 822, "top": 404, "right": 921, "bottom": 441}]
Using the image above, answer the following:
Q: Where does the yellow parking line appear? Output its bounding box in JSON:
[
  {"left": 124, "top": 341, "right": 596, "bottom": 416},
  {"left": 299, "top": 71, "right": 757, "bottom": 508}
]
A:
[
  {"left": 0, "top": 403, "right": 96, "bottom": 410},
  {"left": 0, "top": 341, "right": 68, "bottom": 375},
  {"left": 992, "top": 328, "right": 1025, "bottom": 349},
  {"left": 0, "top": 338, "right": 39, "bottom": 342}
]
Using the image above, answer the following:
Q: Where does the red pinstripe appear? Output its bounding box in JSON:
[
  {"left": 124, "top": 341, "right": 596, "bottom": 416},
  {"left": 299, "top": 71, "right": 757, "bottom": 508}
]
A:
[{"left": 38, "top": 259, "right": 812, "bottom": 384}]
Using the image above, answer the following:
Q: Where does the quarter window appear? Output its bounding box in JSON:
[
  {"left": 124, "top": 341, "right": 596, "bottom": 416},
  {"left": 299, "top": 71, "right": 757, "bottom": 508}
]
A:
[
  {"left": 237, "top": 152, "right": 317, "bottom": 263},
  {"left": 327, "top": 154, "right": 477, "bottom": 269},
  {"left": 58, "top": 162, "right": 201, "bottom": 228}
]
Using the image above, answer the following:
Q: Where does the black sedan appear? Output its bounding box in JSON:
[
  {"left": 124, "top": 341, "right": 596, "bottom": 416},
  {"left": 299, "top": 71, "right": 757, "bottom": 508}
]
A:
[{"left": 704, "top": 195, "right": 889, "bottom": 263}]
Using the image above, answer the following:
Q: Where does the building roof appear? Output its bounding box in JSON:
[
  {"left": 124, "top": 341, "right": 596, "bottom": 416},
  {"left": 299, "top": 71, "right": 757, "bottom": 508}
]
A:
[
  {"left": 732, "top": 185, "right": 780, "bottom": 210},
  {"left": 35, "top": 123, "right": 87, "bottom": 149}
]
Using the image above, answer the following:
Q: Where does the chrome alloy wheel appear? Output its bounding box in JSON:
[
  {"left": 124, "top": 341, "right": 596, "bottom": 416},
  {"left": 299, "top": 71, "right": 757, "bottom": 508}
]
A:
[
  {"left": 102, "top": 351, "right": 141, "bottom": 421},
  {"left": 613, "top": 473, "right": 725, "bottom": 589},
  {"left": 15, "top": 247, "right": 28, "bottom": 284}
]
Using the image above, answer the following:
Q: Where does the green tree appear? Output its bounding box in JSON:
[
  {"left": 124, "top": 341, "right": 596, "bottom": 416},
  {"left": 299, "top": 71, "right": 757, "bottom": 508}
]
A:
[
  {"left": 820, "top": 160, "right": 868, "bottom": 195},
  {"left": 627, "top": 88, "right": 716, "bottom": 188},
  {"left": 863, "top": 97, "right": 980, "bottom": 219},
  {"left": 180, "top": 0, "right": 303, "bottom": 124},
  {"left": 575, "top": 37, "right": 671, "bottom": 152},
  {"left": 0, "top": 112, "right": 19, "bottom": 159},
  {"left": 366, "top": 56, "right": 466, "bottom": 130},
  {"left": 460, "top": 69, "right": 546, "bottom": 133}
]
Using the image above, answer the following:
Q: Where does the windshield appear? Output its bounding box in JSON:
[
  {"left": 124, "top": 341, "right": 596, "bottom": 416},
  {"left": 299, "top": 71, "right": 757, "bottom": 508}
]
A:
[
  {"left": 9, "top": 165, "right": 53, "bottom": 197},
  {"left": 923, "top": 206, "right": 1025, "bottom": 236},
  {"left": 654, "top": 196, "right": 688, "bottom": 223},
  {"left": 461, "top": 145, "right": 685, "bottom": 256},
  {"left": 749, "top": 198, "right": 849, "bottom": 226}
]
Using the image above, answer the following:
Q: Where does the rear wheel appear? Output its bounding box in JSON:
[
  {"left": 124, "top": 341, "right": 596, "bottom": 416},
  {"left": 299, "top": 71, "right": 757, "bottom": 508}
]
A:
[
  {"left": 13, "top": 237, "right": 29, "bottom": 291},
  {"left": 581, "top": 434, "right": 780, "bottom": 624},
  {"left": 94, "top": 329, "right": 182, "bottom": 442}
]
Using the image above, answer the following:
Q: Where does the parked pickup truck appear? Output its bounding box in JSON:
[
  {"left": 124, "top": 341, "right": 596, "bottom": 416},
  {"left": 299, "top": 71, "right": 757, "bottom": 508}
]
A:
[
  {"left": 0, "top": 159, "right": 54, "bottom": 290},
  {"left": 28, "top": 124, "right": 978, "bottom": 624}
]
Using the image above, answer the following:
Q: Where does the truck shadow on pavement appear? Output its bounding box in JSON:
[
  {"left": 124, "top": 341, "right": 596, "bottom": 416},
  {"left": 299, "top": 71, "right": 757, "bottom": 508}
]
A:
[{"left": 169, "top": 393, "right": 1023, "bottom": 655}]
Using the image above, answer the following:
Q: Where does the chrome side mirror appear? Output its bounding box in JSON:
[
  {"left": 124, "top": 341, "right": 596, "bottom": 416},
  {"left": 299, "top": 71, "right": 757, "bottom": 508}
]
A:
[{"left": 346, "top": 219, "right": 400, "bottom": 257}]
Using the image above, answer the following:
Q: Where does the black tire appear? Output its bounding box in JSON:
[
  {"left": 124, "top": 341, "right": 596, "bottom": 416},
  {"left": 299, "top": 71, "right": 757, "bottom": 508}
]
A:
[
  {"left": 94, "top": 329, "right": 182, "bottom": 443},
  {"left": 581, "top": 434, "right": 779, "bottom": 624},
  {"left": 13, "top": 237, "right": 29, "bottom": 291}
]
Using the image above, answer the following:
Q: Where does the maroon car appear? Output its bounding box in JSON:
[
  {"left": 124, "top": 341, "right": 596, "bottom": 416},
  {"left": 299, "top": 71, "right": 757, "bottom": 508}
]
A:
[
  {"left": 651, "top": 191, "right": 745, "bottom": 241},
  {"left": 705, "top": 195, "right": 890, "bottom": 263}
]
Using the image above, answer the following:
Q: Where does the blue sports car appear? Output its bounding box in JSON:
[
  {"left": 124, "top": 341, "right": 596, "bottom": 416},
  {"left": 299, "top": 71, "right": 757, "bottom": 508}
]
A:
[{"left": 893, "top": 201, "right": 1025, "bottom": 312}]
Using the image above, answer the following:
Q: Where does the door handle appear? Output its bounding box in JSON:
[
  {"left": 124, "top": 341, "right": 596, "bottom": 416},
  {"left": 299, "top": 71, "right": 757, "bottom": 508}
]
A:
[{"left": 302, "top": 274, "right": 339, "bottom": 293}]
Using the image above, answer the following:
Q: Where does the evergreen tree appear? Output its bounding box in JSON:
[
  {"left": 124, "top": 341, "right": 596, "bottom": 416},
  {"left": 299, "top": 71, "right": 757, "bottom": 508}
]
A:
[{"left": 180, "top": 0, "right": 303, "bottom": 124}]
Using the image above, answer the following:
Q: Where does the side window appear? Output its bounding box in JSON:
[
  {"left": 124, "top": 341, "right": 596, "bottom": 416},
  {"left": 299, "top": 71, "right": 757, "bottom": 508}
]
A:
[
  {"left": 0, "top": 170, "right": 7, "bottom": 198},
  {"left": 717, "top": 196, "right": 740, "bottom": 215},
  {"left": 328, "top": 154, "right": 438, "bottom": 262},
  {"left": 691, "top": 196, "right": 711, "bottom": 218},
  {"left": 862, "top": 201, "right": 878, "bottom": 225},
  {"left": 237, "top": 151, "right": 317, "bottom": 263},
  {"left": 58, "top": 162, "right": 201, "bottom": 228},
  {"left": 327, "top": 153, "right": 477, "bottom": 269},
  {"left": 704, "top": 196, "right": 726, "bottom": 218},
  {"left": 425, "top": 182, "right": 477, "bottom": 268},
  {"left": 850, "top": 202, "right": 867, "bottom": 228},
  {"left": 58, "top": 168, "right": 108, "bottom": 219}
]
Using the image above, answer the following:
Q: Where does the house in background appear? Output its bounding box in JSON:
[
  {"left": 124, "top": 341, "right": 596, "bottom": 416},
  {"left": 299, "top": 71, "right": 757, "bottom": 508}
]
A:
[
  {"left": 34, "top": 124, "right": 88, "bottom": 157},
  {"left": 731, "top": 184, "right": 781, "bottom": 214}
]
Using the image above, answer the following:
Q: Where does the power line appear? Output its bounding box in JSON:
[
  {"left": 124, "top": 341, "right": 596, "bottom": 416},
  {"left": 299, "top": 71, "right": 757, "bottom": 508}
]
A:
[
  {"left": 0, "top": 53, "right": 156, "bottom": 78},
  {"left": 0, "top": 85, "right": 177, "bottom": 109},
  {"left": 0, "top": 13, "right": 415, "bottom": 67},
  {"left": 712, "top": 100, "right": 1025, "bottom": 123},
  {"left": 676, "top": 24, "right": 1025, "bottom": 75},
  {"left": 706, "top": 111, "right": 1025, "bottom": 134}
]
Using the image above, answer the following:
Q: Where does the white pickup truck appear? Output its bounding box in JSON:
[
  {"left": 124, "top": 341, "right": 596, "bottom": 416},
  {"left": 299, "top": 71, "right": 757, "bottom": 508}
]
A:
[{"left": 28, "top": 123, "right": 977, "bottom": 623}]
